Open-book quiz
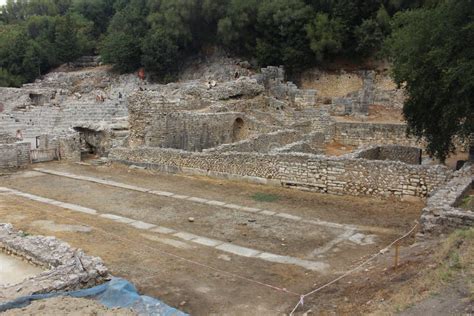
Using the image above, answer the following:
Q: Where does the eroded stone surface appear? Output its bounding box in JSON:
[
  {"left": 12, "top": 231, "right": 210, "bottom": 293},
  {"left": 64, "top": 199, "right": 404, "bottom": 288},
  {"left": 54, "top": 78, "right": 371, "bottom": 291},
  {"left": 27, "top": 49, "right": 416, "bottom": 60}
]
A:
[
  {"left": 420, "top": 164, "right": 473, "bottom": 236},
  {"left": 0, "top": 224, "right": 109, "bottom": 302}
]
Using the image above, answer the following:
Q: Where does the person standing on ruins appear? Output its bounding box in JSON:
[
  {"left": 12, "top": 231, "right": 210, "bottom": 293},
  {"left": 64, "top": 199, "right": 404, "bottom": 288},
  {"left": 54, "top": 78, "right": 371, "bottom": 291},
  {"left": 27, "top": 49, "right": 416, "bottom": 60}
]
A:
[{"left": 16, "top": 129, "right": 23, "bottom": 141}]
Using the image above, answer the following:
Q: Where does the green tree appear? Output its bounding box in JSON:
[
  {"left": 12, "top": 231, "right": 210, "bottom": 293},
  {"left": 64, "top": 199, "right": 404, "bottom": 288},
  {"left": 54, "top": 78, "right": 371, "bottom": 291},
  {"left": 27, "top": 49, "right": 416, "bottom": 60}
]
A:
[
  {"left": 25, "top": 15, "right": 59, "bottom": 69},
  {"left": 306, "top": 12, "right": 345, "bottom": 61},
  {"left": 0, "top": 68, "right": 23, "bottom": 87},
  {"left": 354, "top": 6, "right": 391, "bottom": 56},
  {"left": 386, "top": 0, "right": 474, "bottom": 161},
  {"left": 141, "top": 27, "right": 179, "bottom": 81},
  {"left": 71, "top": 0, "right": 116, "bottom": 36},
  {"left": 255, "top": 0, "right": 313, "bottom": 72},
  {"left": 217, "top": 0, "right": 259, "bottom": 55},
  {"left": 54, "top": 14, "right": 80, "bottom": 62},
  {"left": 140, "top": 0, "right": 199, "bottom": 79},
  {"left": 99, "top": 0, "right": 148, "bottom": 72},
  {"left": 100, "top": 31, "right": 141, "bottom": 72},
  {"left": 0, "top": 24, "right": 30, "bottom": 84}
]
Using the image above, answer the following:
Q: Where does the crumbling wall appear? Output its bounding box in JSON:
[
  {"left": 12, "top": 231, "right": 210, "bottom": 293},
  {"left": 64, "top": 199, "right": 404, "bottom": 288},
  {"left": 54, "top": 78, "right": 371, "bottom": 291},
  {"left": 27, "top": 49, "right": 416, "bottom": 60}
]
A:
[
  {"left": 205, "top": 129, "right": 300, "bottom": 153},
  {"left": 0, "top": 132, "right": 17, "bottom": 144},
  {"left": 420, "top": 165, "right": 473, "bottom": 236},
  {"left": 132, "top": 112, "right": 247, "bottom": 151},
  {"left": 355, "top": 145, "right": 422, "bottom": 165},
  {"left": 0, "top": 223, "right": 109, "bottom": 301},
  {"left": 331, "top": 122, "right": 421, "bottom": 147},
  {"left": 272, "top": 132, "right": 326, "bottom": 155},
  {"left": 110, "top": 146, "right": 451, "bottom": 198},
  {"left": 255, "top": 66, "right": 317, "bottom": 107},
  {"left": 58, "top": 134, "right": 81, "bottom": 161},
  {"left": 0, "top": 142, "right": 30, "bottom": 168},
  {"left": 301, "top": 69, "right": 405, "bottom": 115}
]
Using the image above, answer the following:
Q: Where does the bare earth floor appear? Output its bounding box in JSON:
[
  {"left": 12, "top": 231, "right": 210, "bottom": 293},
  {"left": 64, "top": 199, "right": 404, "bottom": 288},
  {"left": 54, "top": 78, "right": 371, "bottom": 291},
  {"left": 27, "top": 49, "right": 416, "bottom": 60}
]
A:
[{"left": 0, "top": 162, "right": 423, "bottom": 315}]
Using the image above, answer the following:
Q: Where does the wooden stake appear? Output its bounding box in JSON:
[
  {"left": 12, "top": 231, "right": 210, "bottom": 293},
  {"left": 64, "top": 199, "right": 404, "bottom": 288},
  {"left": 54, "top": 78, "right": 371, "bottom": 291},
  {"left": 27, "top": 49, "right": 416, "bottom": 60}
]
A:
[{"left": 394, "top": 241, "right": 400, "bottom": 269}]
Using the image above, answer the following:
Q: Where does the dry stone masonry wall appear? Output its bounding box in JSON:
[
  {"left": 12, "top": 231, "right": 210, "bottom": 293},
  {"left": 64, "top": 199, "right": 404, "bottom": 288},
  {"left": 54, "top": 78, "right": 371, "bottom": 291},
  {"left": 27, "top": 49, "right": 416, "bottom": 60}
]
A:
[
  {"left": 354, "top": 145, "right": 422, "bottom": 165},
  {"left": 0, "top": 223, "right": 109, "bottom": 302},
  {"left": 420, "top": 164, "right": 473, "bottom": 236},
  {"left": 110, "top": 147, "right": 451, "bottom": 199},
  {"left": 204, "top": 129, "right": 301, "bottom": 153},
  {"left": 0, "top": 142, "right": 30, "bottom": 169},
  {"left": 331, "top": 122, "right": 422, "bottom": 147}
]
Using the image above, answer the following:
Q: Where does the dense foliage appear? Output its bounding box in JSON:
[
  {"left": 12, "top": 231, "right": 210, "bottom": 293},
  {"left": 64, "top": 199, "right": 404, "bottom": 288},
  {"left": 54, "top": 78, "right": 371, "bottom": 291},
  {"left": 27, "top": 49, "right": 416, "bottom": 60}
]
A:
[
  {"left": 0, "top": 0, "right": 96, "bottom": 86},
  {"left": 1, "top": 0, "right": 427, "bottom": 85},
  {"left": 386, "top": 0, "right": 474, "bottom": 161},
  {"left": 1, "top": 0, "right": 470, "bottom": 160}
]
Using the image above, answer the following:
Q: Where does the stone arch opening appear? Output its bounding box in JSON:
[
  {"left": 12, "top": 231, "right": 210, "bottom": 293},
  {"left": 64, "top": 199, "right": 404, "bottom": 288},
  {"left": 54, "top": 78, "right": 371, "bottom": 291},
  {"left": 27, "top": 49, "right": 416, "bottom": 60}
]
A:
[
  {"left": 73, "top": 127, "right": 109, "bottom": 160},
  {"left": 232, "top": 117, "right": 246, "bottom": 142}
]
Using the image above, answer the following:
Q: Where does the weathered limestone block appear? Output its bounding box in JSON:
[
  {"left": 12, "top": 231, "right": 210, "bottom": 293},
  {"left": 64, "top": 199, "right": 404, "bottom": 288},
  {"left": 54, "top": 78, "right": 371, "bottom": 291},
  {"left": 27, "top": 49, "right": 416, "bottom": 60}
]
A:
[
  {"left": 0, "top": 224, "right": 109, "bottom": 301},
  {"left": 419, "top": 164, "right": 473, "bottom": 237}
]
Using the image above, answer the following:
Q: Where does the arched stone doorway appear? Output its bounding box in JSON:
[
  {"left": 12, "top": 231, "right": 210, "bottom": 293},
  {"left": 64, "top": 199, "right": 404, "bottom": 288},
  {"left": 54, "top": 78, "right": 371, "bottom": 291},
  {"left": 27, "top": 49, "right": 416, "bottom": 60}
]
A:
[{"left": 232, "top": 117, "right": 246, "bottom": 142}]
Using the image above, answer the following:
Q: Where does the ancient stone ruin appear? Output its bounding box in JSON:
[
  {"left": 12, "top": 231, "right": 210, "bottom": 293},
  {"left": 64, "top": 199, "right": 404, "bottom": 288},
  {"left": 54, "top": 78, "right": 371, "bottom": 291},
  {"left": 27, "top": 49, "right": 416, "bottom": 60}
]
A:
[
  {"left": 0, "top": 55, "right": 472, "bottom": 234},
  {"left": 0, "top": 55, "right": 473, "bottom": 316},
  {"left": 0, "top": 223, "right": 109, "bottom": 302}
]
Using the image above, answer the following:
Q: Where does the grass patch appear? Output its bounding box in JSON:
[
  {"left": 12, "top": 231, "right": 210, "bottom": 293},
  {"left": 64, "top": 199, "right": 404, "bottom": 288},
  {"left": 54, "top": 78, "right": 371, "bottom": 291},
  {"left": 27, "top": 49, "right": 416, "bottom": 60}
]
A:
[
  {"left": 371, "top": 228, "right": 474, "bottom": 315},
  {"left": 460, "top": 195, "right": 473, "bottom": 210},
  {"left": 250, "top": 192, "right": 280, "bottom": 203}
]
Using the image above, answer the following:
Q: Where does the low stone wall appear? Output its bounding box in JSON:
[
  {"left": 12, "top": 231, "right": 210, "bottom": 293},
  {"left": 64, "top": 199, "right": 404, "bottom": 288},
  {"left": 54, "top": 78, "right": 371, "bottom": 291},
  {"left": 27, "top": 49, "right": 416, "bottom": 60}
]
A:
[
  {"left": 272, "top": 132, "right": 326, "bottom": 155},
  {"left": 110, "top": 146, "right": 451, "bottom": 199},
  {"left": 0, "top": 142, "right": 30, "bottom": 169},
  {"left": 420, "top": 165, "right": 473, "bottom": 236},
  {"left": 355, "top": 145, "right": 422, "bottom": 165},
  {"left": 0, "top": 223, "right": 109, "bottom": 301},
  {"left": 332, "top": 122, "right": 421, "bottom": 147},
  {"left": 204, "top": 129, "right": 300, "bottom": 153}
]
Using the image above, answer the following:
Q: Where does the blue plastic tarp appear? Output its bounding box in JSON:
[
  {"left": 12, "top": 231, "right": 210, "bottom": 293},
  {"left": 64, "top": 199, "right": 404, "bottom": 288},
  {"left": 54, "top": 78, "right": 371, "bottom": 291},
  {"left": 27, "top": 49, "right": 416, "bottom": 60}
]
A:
[{"left": 0, "top": 277, "right": 188, "bottom": 316}]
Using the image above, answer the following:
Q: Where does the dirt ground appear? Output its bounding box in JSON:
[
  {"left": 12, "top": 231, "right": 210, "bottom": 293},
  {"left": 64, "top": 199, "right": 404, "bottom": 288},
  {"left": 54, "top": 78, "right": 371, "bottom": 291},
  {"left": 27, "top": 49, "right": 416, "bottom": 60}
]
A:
[
  {"left": 0, "top": 162, "right": 428, "bottom": 315},
  {"left": 2, "top": 296, "right": 136, "bottom": 316},
  {"left": 324, "top": 141, "right": 356, "bottom": 156},
  {"left": 399, "top": 278, "right": 473, "bottom": 316}
]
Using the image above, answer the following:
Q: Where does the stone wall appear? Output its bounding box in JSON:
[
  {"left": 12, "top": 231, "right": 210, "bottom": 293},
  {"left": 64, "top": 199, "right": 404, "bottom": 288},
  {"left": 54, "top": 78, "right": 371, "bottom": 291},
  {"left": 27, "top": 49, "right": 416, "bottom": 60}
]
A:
[
  {"left": 331, "top": 122, "right": 421, "bottom": 147},
  {"left": 355, "top": 145, "right": 422, "bottom": 165},
  {"left": 272, "top": 132, "right": 326, "bottom": 155},
  {"left": 0, "top": 102, "right": 128, "bottom": 141},
  {"left": 58, "top": 135, "right": 81, "bottom": 161},
  {"left": 0, "top": 132, "right": 17, "bottom": 144},
  {"left": 0, "top": 223, "right": 109, "bottom": 301},
  {"left": 110, "top": 146, "right": 451, "bottom": 199},
  {"left": 205, "top": 129, "right": 300, "bottom": 153},
  {"left": 0, "top": 142, "right": 31, "bottom": 168},
  {"left": 129, "top": 111, "right": 248, "bottom": 151},
  {"left": 255, "top": 66, "right": 317, "bottom": 108},
  {"left": 420, "top": 165, "right": 473, "bottom": 236},
  {"left": 300, "top": 68, "right": 406, "bottom": 115}
]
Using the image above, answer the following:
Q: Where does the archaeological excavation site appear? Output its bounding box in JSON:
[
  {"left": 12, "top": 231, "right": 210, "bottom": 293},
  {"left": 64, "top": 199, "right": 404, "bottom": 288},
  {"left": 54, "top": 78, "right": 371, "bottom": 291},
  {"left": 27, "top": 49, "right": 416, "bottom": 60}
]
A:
[{"left": 0, "top": 52, "right": 472, "bottom": 315}]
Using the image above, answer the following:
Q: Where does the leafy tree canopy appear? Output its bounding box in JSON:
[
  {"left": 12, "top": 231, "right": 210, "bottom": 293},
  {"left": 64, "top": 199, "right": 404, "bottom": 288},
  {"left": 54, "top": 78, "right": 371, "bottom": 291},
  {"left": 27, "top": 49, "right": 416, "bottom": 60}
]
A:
[
  {"left": 1, "top": 0, "right": 459, "bottom": 88},
  {"left": 386, "top": 0, "right": 474, "bottom": 161}
]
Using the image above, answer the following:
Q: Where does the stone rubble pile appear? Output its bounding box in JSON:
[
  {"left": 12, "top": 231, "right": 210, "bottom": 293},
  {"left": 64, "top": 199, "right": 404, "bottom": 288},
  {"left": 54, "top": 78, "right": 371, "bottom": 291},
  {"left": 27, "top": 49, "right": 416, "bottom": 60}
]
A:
[{"left": 0, "top": 224, "right": 109, "bottom": 301}]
